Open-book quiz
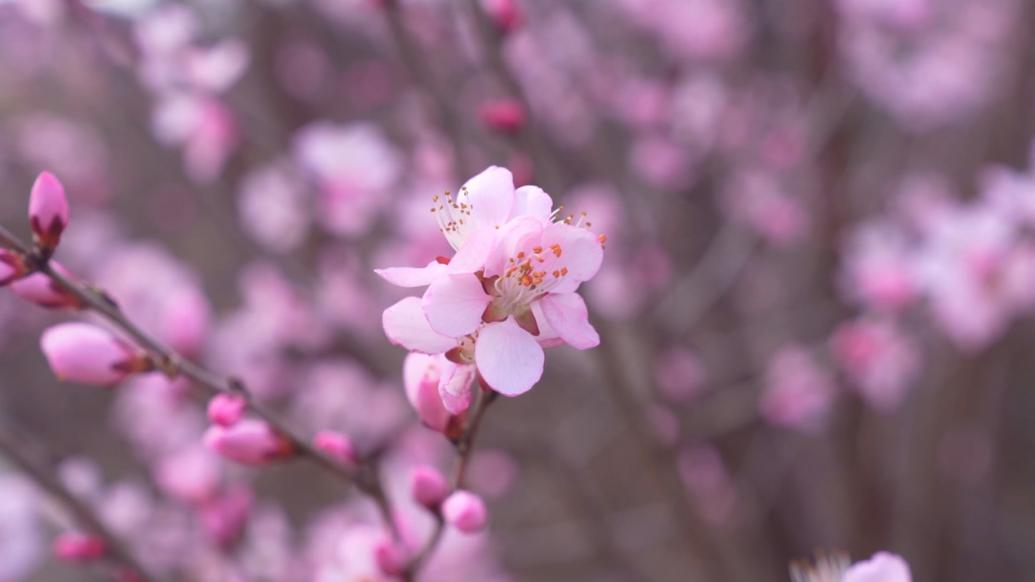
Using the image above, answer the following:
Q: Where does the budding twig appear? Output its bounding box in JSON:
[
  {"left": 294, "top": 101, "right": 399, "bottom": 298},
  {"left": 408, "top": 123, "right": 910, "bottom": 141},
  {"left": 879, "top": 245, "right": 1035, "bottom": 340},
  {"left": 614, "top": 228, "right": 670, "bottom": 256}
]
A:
[
  {"left": 405, "top": 389, "right": 497, "bottom": 576},
  {"left": 0, "top": 223, "right": 404, "bottom": 544}
]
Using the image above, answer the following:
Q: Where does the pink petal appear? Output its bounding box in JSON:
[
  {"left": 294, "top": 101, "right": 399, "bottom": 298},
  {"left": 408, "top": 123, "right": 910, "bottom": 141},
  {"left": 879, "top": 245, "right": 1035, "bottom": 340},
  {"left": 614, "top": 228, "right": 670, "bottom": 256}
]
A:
[
  {"left": 843, "top": 552, "right": 912, "bottom": 582},
  {"left": 462, "top": 166, "right": 514, "bottom": 230},
  {"left": 530, "top": 301, "right": 565, "bottom": 348},
  {"left": 422, "top": 274, "right": 491, "bottom": 337},
  {"left": 382, "top": 297, "right": 456, "bottom": 354},
  {"left": 538, "top": 293, "right": 600, "bottom": 349},
  {"left": 439, "top": 364, "right": 476, "bottom": 414},
  {"left": 447, "top": 227, "right": 496, "bottom": 274},
  {"left": 28, "top": 171, "right": 69, "bottom": 248},
  {"left": 402, "top": 353, "right": 451, "bottom": 431},
  {"left": 512, "top": 185, "right": 554, "bottom": 221},
  {"left": 542, "top": 222, "right": 604, "bottom": 293},
  {"left": 483, "top": 215, "right": 544, "bottom": 278},
  {"left": 374, "top": 260, "right": 449, "bottom": 288},
  {"left": 475, "top": 319, "right": 544, "bottom": 396}
]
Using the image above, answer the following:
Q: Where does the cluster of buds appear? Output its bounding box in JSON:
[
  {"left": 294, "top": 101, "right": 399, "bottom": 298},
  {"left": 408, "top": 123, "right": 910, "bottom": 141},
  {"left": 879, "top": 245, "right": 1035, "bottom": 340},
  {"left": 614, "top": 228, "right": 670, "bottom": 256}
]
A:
[{"left": 409, "top": 465, "right": 488, "bottom": 534}]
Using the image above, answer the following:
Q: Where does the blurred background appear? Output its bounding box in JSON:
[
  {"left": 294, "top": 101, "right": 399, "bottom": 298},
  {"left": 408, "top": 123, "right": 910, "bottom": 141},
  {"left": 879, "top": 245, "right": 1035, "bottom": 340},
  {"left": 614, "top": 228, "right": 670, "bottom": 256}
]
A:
[{"left": 0, "top": 0, "right": 1034, "bottom": 580}]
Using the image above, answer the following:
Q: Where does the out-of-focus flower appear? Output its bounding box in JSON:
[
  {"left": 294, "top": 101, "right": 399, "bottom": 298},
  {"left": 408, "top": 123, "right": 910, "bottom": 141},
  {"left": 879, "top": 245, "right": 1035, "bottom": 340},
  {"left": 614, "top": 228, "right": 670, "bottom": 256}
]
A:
[
  {"left": 759, "top": 346, "right": 835, "bottom": 432},
  {"left": 28, "top": 171, "right": 69, "bottom": 252},
  {"left": 654, "top": 347, "right": 707, "bottom": 402},
  {"left": 293, "top": 122, "right": 401, "bottom": 238},
  {"left": 0, "top": 475, "right": 43, "bottom": 580},
  {"left": 442, "top": 491, "right": 487, "bottom": 533},
  {"left": 52, "top": 533, "right": 106, "bottom": 563},
  {"left": 840, "top": 221, "right": 919, "bottom": 312},
  {"left": 478, "top": 98, "right": 526, "bottom": 135},
  {"left": 313, "top": 430, "right": 358, "bottom": 468},
  {"left": 40, "top": 323, "right": 151, "bottom": 386},
  {"left": 830, "top": 317, "right": 920, "bottom": 412},
  {"left": 402, "top": 353, "right": 465, "bottom": 435},
  {"left": 203, "top": 419, "right": 294, "bottom": 466},
  {"left": 482, "top": 0, "right": 524, "bottom": 33}
]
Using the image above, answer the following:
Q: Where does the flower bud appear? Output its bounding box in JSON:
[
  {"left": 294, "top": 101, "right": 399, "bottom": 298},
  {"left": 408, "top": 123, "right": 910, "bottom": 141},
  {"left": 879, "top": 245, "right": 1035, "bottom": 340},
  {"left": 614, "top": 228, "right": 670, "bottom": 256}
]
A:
[
  {"left": 0, "top": 250, "right": 28, "bottom": 286},
  {"left": 410, "top": 465, "right": 449, "bottom": 509},
  {"left": 10, "top": 262, "right": 82, "bottom": 309},
  {"left": 53, "top": 533, "right": 106, "bottom": 562},
  {"left": 203, "top": 419, "right": 294, "bottom": 465},
  {"left": 442, "top": 490, "right": 488, "bottom": 533},
  {"left": 374, "top": 538, "right": 406, "bottom": 577},
  {"left": 478, "top": 99, "right": 526, "bottom": 135},
  {"left": 403, "top": 353, "right": 452, "bottom": 433},
  {"left": 482, "top": 0, "right": 523, "bottom": 33},
  {"left": 28, "top": 171, "right": 70, "bottom": 251},
  {"left": 40, "top": 323, "right": 151, "bottom": 386},
  {"left": 313, "top": 430, "right": 358, "bottom": 468},
  {"left": 207, "top": 393, "right": 246, "bottom": 427}
]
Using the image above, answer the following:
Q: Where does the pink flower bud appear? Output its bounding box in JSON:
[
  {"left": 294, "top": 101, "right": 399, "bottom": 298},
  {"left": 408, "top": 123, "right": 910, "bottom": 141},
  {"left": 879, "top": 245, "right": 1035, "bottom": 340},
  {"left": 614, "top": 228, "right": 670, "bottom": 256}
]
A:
[
  {"left": 374, "top": 538, "right": 406, "bottom": 577},
  {"left": 313, "top": 430, "right": 357, "bottom": 468},
  {"left": 0, "top": 250, "right": 28, "bottom": 286},
  {"left": 10, "top": 262, "right": 82, "bottom": 309},
  {"left": 207, "top": 393, "right": 246, "bottom": 427},
  {"left": 203, "top": 419, "right": 294, "bottom": 465},
  {"left": 28, "top": 171, "right": 70, "bottom": 251},
  {"left": 482, "top": 0, "right": 523, "bottom": 33},
  {"left": 410, "top": 465, "right": 449, "bottom": 509},
  {"left": 53, "top": 532, "right": 106, "bottom": 562},
  {"left": 478, "top": 99, "right": 526, "bottom": 134},
  {"left": 40, "top": 323, "right": 151, "bottom": 386},
  {"left": 442, "top": 490, "right": 487, "bottom": 533},
  {"left": 199, "top": 486, "right": 253, "bottom": 546}
]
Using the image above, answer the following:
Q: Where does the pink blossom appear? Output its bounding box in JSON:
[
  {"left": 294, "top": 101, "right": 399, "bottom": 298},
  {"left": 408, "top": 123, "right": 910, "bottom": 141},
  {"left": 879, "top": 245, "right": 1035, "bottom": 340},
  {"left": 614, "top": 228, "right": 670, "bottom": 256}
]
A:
[
  {"left": 841, "top": 221, "right": 919, "bottom": 312},
  {"left": 28, "top": 171, "right": 70, "bottom": 251},
  {"left": 154, "top": 446, "right": 221, "bottom": 504},
  {"left": 203, "top": 419, "right": 294, "bottom": 466},
  {"left": 654, "top": 347, "right": 707, "bottom": 402},
  {"left": 199, "top": 486, "right": 254, "bottom": 547},
  {"left": 314, "top": 430, "right": 358, "bottom": 468},
  {"left": 759, "top": 346, "right": 835, "bottom": 432},
  {"left": 40, "top": 323, "right": 150, "bottom": 386},
  {"left": 374, "top": 538, "right": 407, "bottom": 576},
  {"left": 53, "top": 533, "right": 106, "bottom": 562},
  {"left": 442, "top": 491, "right": 488, "bottom": 533},
  {"left": 831, "top": 317, "right": 920, "bottom": 412},
  {"left": 378, "top": 167, "right": 605, "bottom": 397},
  {"left": 207, "top": 393, "right": 246, "bottom": 427},
  {"left": 410, "top": 465, "right": 449, "bottom": 509}
]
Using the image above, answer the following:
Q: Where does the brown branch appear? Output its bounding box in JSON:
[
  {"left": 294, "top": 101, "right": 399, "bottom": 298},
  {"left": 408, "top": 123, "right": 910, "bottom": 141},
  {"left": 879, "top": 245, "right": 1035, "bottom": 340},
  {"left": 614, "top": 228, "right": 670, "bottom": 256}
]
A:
[
  {"left": 0, "top": 224, "right": 403, "bottom": 543},
  {"left": 0, "top": 423, "right": 157, "bottom": 581}
]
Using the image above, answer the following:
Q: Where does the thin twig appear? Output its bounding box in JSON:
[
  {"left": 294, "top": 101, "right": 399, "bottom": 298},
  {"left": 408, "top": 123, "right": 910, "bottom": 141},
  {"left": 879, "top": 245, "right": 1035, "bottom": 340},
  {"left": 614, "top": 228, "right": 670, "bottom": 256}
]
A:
[{"left": 0, "top": 423, "right": 157, "bottom": 581}]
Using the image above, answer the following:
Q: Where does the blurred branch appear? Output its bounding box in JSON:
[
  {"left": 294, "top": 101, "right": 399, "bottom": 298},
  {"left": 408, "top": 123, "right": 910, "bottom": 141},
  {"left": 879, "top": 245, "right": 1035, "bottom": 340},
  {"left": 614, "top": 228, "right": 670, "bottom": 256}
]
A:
[{"left": 0, "top": 423, "right": 157, "bottom": 581}]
